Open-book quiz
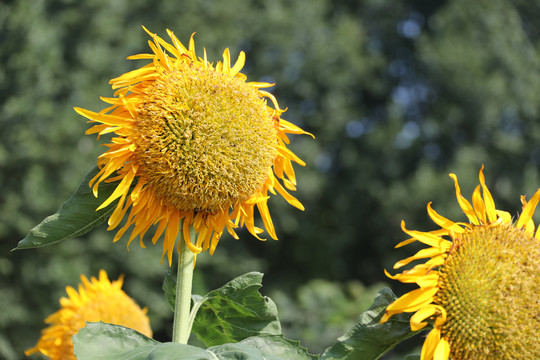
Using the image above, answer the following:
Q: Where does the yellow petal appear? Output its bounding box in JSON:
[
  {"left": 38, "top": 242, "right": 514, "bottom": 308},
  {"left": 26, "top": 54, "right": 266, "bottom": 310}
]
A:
[
  {"left": 162, "top": 211, "right": 180, "bottom": 266},
  {"left": 277, "top": 144, "right": 306, "bottom": 166},
  {"left": 222, "top": 48, "right": 231, "bottom": 74},
  {"left": 74, "top": 107, "right": 134, "bottom": 126},
  {"left": 127, "top": 53, "right": 154, "bottom": 60},
  {"left": 472, "top": 185, "right": 486, "bottom": 224},
  {"left": 248, "top": 81, "right": 275, "bottom": 89},
  {"left": 188, "top": 32, "right": 195, "bottom": 53},
  {"left": 416, "top": 273, "right": 439, "bottom": 288},
  {"left": 427, "top": 202, "right": 465, "bottom": 233},
  {"left": 385, "top": 287, "right": 438, "bottom": 315},
  {"left": 259, "top": 90, "right": 285, "bottom": 113},
  {"left": 273, "top": 179, "right": 304, "bottom": 210},
  {"left": 148, "top": 36, "right": 170, "bottom": 70},
  {"left": 400, "top": 221, "right": 452, "bottom": 250},
  {"left": 96, "top": 166, "right": 136, "bottom": 211},
  {"left": 107, "top": 191, "right": 130, "bottom": 229},
  {"left": 166, "top": 28, "right": 188, "bottom": 55},
  {"left": 516, "top": 188, "right": 540, "bottom": 229},
  {"left": 394, "top": 247, "right": 446, "bottom": 269},
  {"left": 496, "top": 210, "right": 512, "bottom": 225},
  {"left": 230, "top": 51, "right": 245, "bottom": 76},
  {"left": 433, "top": 337, "right": 450, "bottom": 360},
  {"left": 394, "top": 230, "right": 453, "bottom": 248},
  {"left": 151, "top": 212, "right": 169, "bottom": 245},
  {"left": 182, "top": 214, "right": 204, "bottom": 254},
  {"left": 256, "top": 201, "right": 277, "bottom": 240},
  {"left": 421, "top": 327, "right": 441, "bottom": 360},
  {"left": 449, "top": 173, "right": 479, "bottom": 225},
  {"left": 384, "top": 264, "right": 434, "bottom": 283},
  {"left": 410, "top": 304, "right": 440, "bottom": 331},
  {"left": 478, "top": 165, "right": 497, "bottom": 223},
  {"left": 280, "top": 119, "right": 315, "bottom": 138}
]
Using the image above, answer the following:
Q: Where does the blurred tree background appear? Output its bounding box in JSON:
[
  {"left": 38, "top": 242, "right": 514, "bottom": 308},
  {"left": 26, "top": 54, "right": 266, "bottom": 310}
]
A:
[{"left": 2, "top": 0, "right": 540, "bottom": 358}]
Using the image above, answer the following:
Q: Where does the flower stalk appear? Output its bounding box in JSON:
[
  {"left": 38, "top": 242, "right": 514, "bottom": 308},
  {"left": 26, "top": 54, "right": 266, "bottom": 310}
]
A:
[{"left": 172, "top": 226, "right": 195, "bottom": 344}]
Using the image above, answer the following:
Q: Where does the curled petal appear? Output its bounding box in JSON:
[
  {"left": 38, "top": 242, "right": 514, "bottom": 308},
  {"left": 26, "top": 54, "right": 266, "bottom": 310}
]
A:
[
  {"left": 516, "top": 189, "right": 540, "bottom": 230},
  {"left": 449, "top": 173, "right": 479, "bottom": 225},
  {"left": 410, "top": 304, "right": 445, "bottom": 331}
]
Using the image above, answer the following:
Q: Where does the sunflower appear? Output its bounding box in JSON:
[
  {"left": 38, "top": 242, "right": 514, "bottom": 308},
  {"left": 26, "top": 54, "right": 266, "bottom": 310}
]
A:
[
  {"left": 381, "top": 167, "right": 540, "bottom": 360},
  {"left": 74, "top": 27, "right": 311, "bottom": 265},
  {"left": 25, "top": 270, "right": 152, "bottom": 360}
]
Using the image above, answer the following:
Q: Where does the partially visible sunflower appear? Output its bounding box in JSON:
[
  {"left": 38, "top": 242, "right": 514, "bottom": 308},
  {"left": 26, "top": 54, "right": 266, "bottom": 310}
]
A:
[
  {"left": 25, "top": 270, "right": 152, "bottom": 360},
  {"left": 381, "top": 167, "right": 540, "bottom": 360},
  {"left": 75, "top": 27, "right": 311, "bottom": 265}
]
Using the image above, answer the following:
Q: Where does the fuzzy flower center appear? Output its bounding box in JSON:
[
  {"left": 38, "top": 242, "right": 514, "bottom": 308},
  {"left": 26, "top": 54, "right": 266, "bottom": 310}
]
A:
[
  {"left": 435, "top": 224, "right": 540, "bottom": 359},
  {"left": 133, "top": 61, "right": 278, "bottom": 214}
]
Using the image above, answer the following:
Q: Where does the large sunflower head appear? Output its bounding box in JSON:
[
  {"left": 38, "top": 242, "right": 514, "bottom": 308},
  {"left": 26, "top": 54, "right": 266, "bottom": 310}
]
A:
[
  {"left": 75, "top": 27, "right": 312, "bottom": 265},
  {"left": 25, "top": 270, "right": 152, "bottom": 360},
  {"left": 381, "top": 167, "right": 540, "bottom": 360}
]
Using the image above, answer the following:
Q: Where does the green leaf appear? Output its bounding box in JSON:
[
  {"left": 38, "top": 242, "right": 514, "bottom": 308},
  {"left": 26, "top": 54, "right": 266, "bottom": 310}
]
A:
[
  {"left": 191, "top": 272, "right": 282, "bottom": 347},
  {"left": 148, "top": 335, "right": 315, "bottom": 360},
  {"left": 320, "top": 288, "right": 423, "bottom": 360},
  {"left": 74, "top": 323, "right": 315, "bottom": 360},
  {"left": 208, "top": 335, "right": 317, "bottom": 360},
  {"left": 15, "top": 166, "right": 120, "bottom": 249},
  {"left": 73, "top": 322, "right": 158, "bottom": 360},
  {"left": 403, "top": 355, "right": 420, "bottom": 360},
  {"left": 146, "top": 343, "right": 215, "bottom": 360}
]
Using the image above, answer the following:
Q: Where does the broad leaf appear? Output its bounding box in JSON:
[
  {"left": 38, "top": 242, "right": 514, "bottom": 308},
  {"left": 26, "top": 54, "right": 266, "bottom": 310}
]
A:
[
  {"left": 75, "top": 323, "right": 315, "bottom": 360},
  {"left": 191, "top": 272, "right": 282, "bottom": 347},
  {"left": 208, "top": 335, "right": 317, "bottom": 360},
  {"left": 145, "top": 343, "right": 215, "bottom": 360},
  {"left": 320, "top": 288, "right": 423, "bottom": 360},
  {"left": 73, "top": 322, "right": 158, "bottom": 360},
  {"left": 146, "top": 336, "right": 314, "bottom": 360},
  {"left": 15, "top": 166, "right": 120, "bottom": 249}
]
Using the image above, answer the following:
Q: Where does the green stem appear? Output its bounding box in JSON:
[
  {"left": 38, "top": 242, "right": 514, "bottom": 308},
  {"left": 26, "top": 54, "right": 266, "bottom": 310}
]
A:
[{"left": 172, "top": 227, "right": 195, "bottom": 344}]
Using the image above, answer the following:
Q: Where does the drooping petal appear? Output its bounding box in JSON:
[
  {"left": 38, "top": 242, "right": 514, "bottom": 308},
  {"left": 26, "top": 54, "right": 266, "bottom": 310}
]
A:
[
  {"left": 433, "top": 337, "right": 450, "bottom": 360},
  {"left": 96, "top": 165, "right": 137, "bottom": 210},
  {"left": 421, "top": 328, "right": 441, "bottom": 360}
]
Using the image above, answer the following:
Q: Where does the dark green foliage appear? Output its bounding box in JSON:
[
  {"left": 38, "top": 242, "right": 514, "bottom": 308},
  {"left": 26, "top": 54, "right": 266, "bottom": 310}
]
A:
[
  {"left": 164, "top": 272, "right": 282, "bottom": 347},
  {"left": 73, "top": 322, "right": 158, "bottom": 360},
  {"left": 75, "top": 323, "right": 316, "bottom": 360},
  {"left": 3, "top": 0, "right": 540, "bottom": 359},
  {"left": 190, "top": 272, "right": 282, "bottom": 347},
  {"left": 163, "top": 271, "right": 282, "bottom": 346},
  {"left": 403, "top": 355, "right": 420, "bottom": 360},
  {"left": 73, "top": 277, "right": 414, "bottom": 359}
]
